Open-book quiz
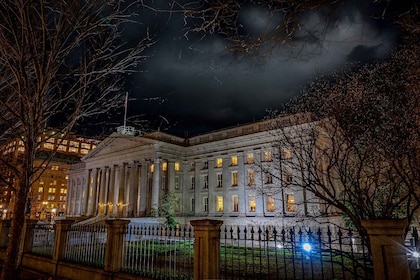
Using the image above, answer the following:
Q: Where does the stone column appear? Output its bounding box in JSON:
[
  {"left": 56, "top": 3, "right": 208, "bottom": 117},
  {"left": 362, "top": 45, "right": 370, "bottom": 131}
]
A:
[
  {"left": 123, "top": 165, "right": 131, "bottom": 217},
  {"left": 117, "top": 163, "right": 126, "bottom": 217},
  {"left": 84, "top": 170, "right": 91, "bottom": 216},
  {"left": 91, "top": 168, "right": 99, "bottom": 216},
  {"left": 98, "top": 167, "right": 107, "bottom": 215},
  {"left": 190, "top": 219, "right": 223, "bottom": 280},
  {"left": 361, "top": 219, "right": 410, "bottom": 280},
  {"left": 104, "top": 219, "right": 130, "bottom": 273},
  {"left": 151, "top": 159, "right": 160, "bottom": 215},
  {"left": 108, "top": 165, "right": 116, "bottom": 216}
]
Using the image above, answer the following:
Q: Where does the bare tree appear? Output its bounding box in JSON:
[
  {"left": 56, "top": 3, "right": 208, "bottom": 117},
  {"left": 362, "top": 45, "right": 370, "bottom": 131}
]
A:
[
  {"left": 168, "top": 0, "right": 419, "bottom": 55},
  {"left": 258, "top": 45, "right": 420, "bottom": 241},
  {"left": 0, "top": 1, "right": 153, "bottom": 278}
]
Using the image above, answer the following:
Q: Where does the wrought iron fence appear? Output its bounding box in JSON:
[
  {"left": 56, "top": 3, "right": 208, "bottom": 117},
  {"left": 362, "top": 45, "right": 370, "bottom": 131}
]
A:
[
  {"left": 219, "top": 225, "right": 374, "bottom": 280},
  {"left": 121, "top": 223, "right": 194, "bottom": 279},
  {"left": 64, "top": 223, "right": 107, "bottom": 268},
  {"left": 29, "top": 223, "right": 55, "bottom": 258}
]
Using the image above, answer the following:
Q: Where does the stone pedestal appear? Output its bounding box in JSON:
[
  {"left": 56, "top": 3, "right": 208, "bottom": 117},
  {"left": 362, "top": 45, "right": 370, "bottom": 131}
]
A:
[
  {"left": 190, "top": 219, "right": 223, "bottom": 280},
  {"left": 362, "top": 219, "right": 410, "bottom": 280}
]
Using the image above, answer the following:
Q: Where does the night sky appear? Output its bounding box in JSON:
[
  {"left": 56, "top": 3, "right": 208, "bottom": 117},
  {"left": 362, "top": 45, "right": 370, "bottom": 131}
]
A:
[{"left": 120, "top": 1, "right": 399, "bottom": 137}]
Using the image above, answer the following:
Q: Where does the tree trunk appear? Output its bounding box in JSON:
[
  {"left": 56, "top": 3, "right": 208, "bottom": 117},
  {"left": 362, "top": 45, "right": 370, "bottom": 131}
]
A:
[{"left": 0, "top": 179, "right": 30, "bottom": 280}]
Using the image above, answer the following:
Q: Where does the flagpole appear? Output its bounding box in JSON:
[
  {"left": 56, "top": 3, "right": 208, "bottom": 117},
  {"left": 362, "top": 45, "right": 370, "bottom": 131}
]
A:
[{"left": 123, "top": 92, "right": 128, "bottom": 132}]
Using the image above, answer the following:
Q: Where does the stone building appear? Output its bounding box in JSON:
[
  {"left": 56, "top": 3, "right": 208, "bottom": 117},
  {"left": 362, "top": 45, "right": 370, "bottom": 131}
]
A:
[{"left": 66, "top": 115, "right": 332, "bottom": 226}]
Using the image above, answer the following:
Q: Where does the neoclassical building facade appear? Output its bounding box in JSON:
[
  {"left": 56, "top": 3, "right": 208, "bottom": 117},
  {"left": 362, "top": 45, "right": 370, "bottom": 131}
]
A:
[{"left": 66, "top": 114, "right": 327, "bottom": 225}]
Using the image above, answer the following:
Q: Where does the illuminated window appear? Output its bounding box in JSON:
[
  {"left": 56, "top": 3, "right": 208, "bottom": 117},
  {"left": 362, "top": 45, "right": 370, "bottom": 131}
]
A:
[
  {"left": 217, "top": 173, "right": 223, "bottom": 188},
  {"left": 60, "top": 188, "right": 67, "bottom": 194},
  {"left": 81, "top": 149, "right": 89, "bottom": 154},
  {"left": 44, "top": 143, "right": 54, "bottom": 150},
  {"left": 150, "top": 164, "right": 154, "bottom": 173},
  {"left": 48, "top": 188, "right": 56, "bottom": 193},
  {"left": 38, "top": 187, "right": 44, "bottom": 193},
  {"left": 46, "top": 138, "right": 55, "bottom": 144},
  {"left": 69, "top": 141, "right": 79, "bottom": 147},
  {"left": 231, "top": 156, "right": 238, "bottom": 166},
  {"left": 216, "top": 158, "right": 223, "bottom": 168},
  {"left": 60, "top": 196, "right": 66, "bottom": 201},
  {"left": 232, "top": 195, "right": 239, "bottom": 212},
  {"left": 37, "top": 195, "right": 42, "bottom": 201},
  {"left": 162, "top": 161, "right": 167, "bottom": 171},
  {"left": 287, "top": 194, "right": 296, "bottom": 212},
  {"left": 263, "top": 151, "right": 272, "bottom": 162},
  {"left": 62, "top": 140, "right": 68, "bottom": 145},
  {"left": 231, "top": 171, "right": 238, "bottom": 186},
  {"left": 203, "top": 175, "right": 208, "bottom": 189},
  {"left": 69, "top": 147, "right": 78, "bottom": 153},
  {"left": 18, "top": 147, "right": 24, "bottom": 152},
  {"left": 203, "top": 197, "right": 208, "bottom": 212},
  {"left": 267, "top": 196, "right": 275, "bottom": 212},
  {"left": 249, "top": 196, "right": 256, "bottom": 212},
  {"left": 246, "top": 153, "right": 254, "bottom": 164},
  {"left": 247, "top": 170, "right": 255, "bottom": 185},
  {"left": 174, "top": 176, "right": 180, "bottom": 190},
  {"left": 81, "top": 143, "right": 91, "bottom": 149},
  {"left": 174, "top": 162, "right": 181, "bottom": 171},
  {"left": 57, "top": 145, "right": 66, "bottom": 152},
  {"left": 51, "top": 165, "right": 59, "bottom": 171},
  {"left": 191, "top": 176, "right": 195, "bottom": 189},
  {"left": 282, "top": 148, "right": 292, "bottom": 159},
  {"left": 217, "top": 196, "right": 223, "bottom": 212}
]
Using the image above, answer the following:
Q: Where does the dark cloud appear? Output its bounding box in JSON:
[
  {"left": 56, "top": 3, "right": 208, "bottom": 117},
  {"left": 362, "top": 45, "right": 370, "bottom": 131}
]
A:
[{"left": 124, "top": 2, "right": 398, "bottom": 137}]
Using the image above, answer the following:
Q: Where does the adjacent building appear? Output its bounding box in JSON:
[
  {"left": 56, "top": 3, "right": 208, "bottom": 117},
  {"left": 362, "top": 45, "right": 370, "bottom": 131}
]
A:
[
  {"left": 0, "top": 130, "right": 99, "bottom": 220},
  {"left": 66, "top": 114, "right": 335, "bottom": 226}
]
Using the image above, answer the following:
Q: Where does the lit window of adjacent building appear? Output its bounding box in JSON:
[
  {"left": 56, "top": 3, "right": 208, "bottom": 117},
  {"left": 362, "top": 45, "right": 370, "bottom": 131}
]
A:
[
  {"left": 162, "top": 161, "right": 167, "bottom": 171},
  {"left": 38, "top": 187, "right": 44, "bottom": 193},
  {"left": 69, "top": 141, "right": 79, "bottom": 147},
  {"left": 81, "top": 143, "right": 91, "bottom": 149},
  {"left": 150, "top": 164, "right": 154, "bottom": 173},
  {"left": 267, "top": 196, "right": 275, "bottom": 212},
  {"left": 44, "top": 143, "right": 54, "bottom": 150},
  {"left": 60, "top": 196, "right": 66, "bottom": 201},
  {"left": 247, "top": 170, "right": 255, "bottom": 186},
  {"left": 286, "top": 194, "right": 296, "bottom": 212},
  {"left": 216, "top": 158, "right": 223, "bottom": 168},
  {"left": 51, "top": 165, "right": 59, "bottom": 171},
  {"left": 57, "top": 145, "right": 66, "bottom": 152},
  {"left": 217, "top": 196, "right": 223, "bottom": 212},
  {"left": 249, "top": 196, "right": 256, "bottom": 212},
  {"left": 263, "top": 151, "right": 272, "bottom": 162},
  {"left": 174, "top": 162, "right": 181, "bottom": 171},
  {"left": 231, "top": 156, "right": 238, "bottom": 166},
  {"left": 37, "top": 195, "right": 42, "bottom": 201},
  {"left": 191, "top": 176, "right": 195, "bottom": 189},
  {"left": 246, "top": 153, "right": 254, "bottom": 164},
  {"left": 217, "top": 173, "right": 223, "bottom": 188},
  {"left": 203, "top": 175, "right": 209, "bottom": 189},
  {"left": 81, "top": 149, "right": 89, "bottom": 154},
  {"left": 203, "top": 197, "right": 209, "bottom": 212},
  {"left": 46, "top": 138, "right": 55, "bottom": 144},
  {"left": 174, "top": 176, "right": 180, "bottom": 190},
  {"left": 231, "top": 171, "right": 238, "bottom": 186},
  {"left": 69, "top": 147, "right": 78, "bottom": 153},
  {"left": 48, "top": 188, "right": 56, "bottom": 193},
  {"left": 232, "top": 195, "right": 239, "bottom": 212}
]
